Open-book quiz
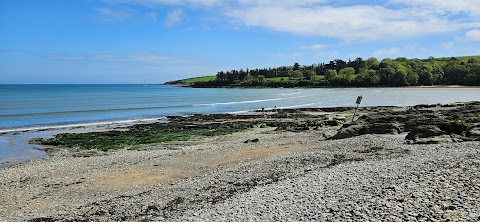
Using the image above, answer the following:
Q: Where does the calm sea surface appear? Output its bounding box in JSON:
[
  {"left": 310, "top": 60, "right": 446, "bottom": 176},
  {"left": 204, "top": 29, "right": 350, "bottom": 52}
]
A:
[
  {"left": 0, "top": 84, "right": 478, "bottom": 167},
  {"left": 1, "top": 84, "right": 478, "bottom": 130}
]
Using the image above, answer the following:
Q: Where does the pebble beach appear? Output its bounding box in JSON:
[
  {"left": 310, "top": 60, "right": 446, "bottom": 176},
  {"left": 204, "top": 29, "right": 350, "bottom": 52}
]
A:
[{"left": 1, "top": 125, "right": 479, "bottom": 221}]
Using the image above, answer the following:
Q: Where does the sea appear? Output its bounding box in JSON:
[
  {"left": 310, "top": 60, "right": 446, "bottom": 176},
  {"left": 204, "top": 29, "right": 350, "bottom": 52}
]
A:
[{"left": 1, "top": 84, "right": 479, "bottom": 167}]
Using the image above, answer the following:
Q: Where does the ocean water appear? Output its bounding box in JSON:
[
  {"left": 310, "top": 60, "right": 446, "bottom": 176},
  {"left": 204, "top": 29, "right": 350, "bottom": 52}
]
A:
[
  {"left": 0, "top": 84, "right": 479, "bottom": 167},
  {"left": 2, "top": 84, "right": 479, "bottom": 131}
]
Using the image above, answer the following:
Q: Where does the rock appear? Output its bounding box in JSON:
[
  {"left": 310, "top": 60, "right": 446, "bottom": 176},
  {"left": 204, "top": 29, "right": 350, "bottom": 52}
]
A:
[
  {"left": 466, "top": 127, "right": 480, "bottom": 141},
  {"left": 244, "top": 138, "right": 259, "bottom": 143},
  {"left": 405, "top": 125, "right": 445, "bottom": 140},
  {"left": 412, "top": 135, "right": 455, "bottom": 144},
  {"left": 332, "top": 123, "right": 401, "bottom": 139},
  {"left": 325, "top": 120, "right": 341, "bottom": 126}
]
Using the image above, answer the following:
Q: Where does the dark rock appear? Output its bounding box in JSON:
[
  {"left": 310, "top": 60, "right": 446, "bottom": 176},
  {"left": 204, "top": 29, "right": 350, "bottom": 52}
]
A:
[
  {"left": 27, "top": 217, "right": 56, "bottom": 222},
  {"left": 413, "top": 104, "right": 439, "bottom": 109},
  {"left": 466, "top": 127, "right": 480, "bottom": 141},
  {"left": 325, "top": 120, "right": 341, "bottom": 126},
  {"left": 440, "top": 120, "right": 471, "bottom": 135},
  {"left": 332, "top": 123, "right": 401, "bottom": 139},
  {"left": 410, "top": 135, "right": 454, "bottom": 144},
  {"left": 405, "top": 125, "right": 445, "bottom": 140},
  {"left": 244, "top": 138, "right": 259, "bottom": 143},
  {"left": 330, "top": 102, "right": 480, "bottom": 143}
]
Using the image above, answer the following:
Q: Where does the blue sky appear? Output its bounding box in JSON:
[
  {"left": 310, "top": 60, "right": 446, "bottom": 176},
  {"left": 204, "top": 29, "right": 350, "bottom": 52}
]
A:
[{"left": 1, "top": 0, "right": 480, "bottom": 84}]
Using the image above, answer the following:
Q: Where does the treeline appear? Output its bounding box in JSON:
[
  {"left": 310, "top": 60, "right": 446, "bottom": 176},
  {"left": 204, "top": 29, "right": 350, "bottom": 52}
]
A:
[{"left": 206, "top": 56, "right": 480, "bottom": 87}]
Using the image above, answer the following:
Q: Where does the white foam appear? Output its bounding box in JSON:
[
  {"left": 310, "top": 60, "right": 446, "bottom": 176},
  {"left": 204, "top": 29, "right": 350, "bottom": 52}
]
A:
[
  {"left": 193, "top": 94, "right": 316, "bottom": 107},
  {"left": 0, "top": 117, "right": 166, "bottom": 134}
]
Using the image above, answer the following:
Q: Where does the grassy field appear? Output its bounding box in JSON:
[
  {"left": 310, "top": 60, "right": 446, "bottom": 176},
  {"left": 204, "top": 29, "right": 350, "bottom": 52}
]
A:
[
  {"left": 454, "top": 55, "right": 480, "bottom": 60},
  {"left": 265, "top": 75, "right": 326, "bottom": 82},
  {"left": 184, "top": 75, "right": 216, "bottom": 83},
  {"left": 177, "top": 55, "right": 478, "bottom": 85},
  {"left": 265, "top": 77, "right": 290, "bottom": 82},
  {"left": 425, "top": 55, "right": 480, "bottom": 62}
]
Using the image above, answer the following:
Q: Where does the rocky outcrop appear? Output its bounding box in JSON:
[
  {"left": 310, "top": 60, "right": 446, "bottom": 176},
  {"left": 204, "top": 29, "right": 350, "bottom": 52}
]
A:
[
  {"left": 332, "top": 123, "right": 402, "bottom": 139},
  {"left": 331, "top": 102, "right": 480, "bottom": 144}
]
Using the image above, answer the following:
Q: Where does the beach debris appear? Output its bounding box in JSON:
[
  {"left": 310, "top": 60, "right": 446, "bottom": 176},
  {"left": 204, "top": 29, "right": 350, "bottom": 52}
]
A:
[{"left": 244, "top": 138, "right": 259, "bottom": 143}]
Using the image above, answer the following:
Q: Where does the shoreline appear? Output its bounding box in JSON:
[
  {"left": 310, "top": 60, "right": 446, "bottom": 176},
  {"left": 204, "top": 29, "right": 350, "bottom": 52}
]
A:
[
  {"left": 169, "top": 82, "right": 480, "bottom": 90},
  {"left": 0, "top": 102, "right": 479, "bottom": 220},
  {"left": 0, "top": 117, "right": 168, "bottom": 134},
  {"left": 400, "top": 85, "right": 480, "bottom": 90},
  {"left": 2, "top": 101, "right": 479, "bottom": 168},
  {"left": 0, "top": 117, "right": 169, "bottom": 168}
]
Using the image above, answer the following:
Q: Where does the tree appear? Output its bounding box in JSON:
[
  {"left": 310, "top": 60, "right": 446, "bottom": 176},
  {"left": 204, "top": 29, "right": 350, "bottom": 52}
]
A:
[
  {"left": 334, "top": 59, "right": 347, "bottom": 71},
  {"left": 290, "top": 70, "right": 304, "bottom": 79},
  {"left": 378, "top": 59, "right": 396, "bottom": 85},
  {"left": 257, "top": 75, "right": 265, "bottom": 84},
  {"left": 357, "top": 69, "right": 380, "bottom": 85},
  {"left": 465, "top": 63, "right": 480, "bottom": 86},
  {"left": 216, "top": 71, "right": 226, "bottom": 81},
  {"left": 430, "top": 62, "right": 444, "bottom": 84},
  {"left": 335, "top": 67, "right": 355, "bottom": 85},
  {"left": 393, "top": 69, "right": 408, "bottom": 86},
  {"left": 303, "top": 69, "right": 315, "bottom": 80},
  {"left": 293, "top": 62, "right": 301, "bottom": 71},
  {"left": 365, "top": 57, "right": 379, "bottom": 70},
  {"left": 338, "top": 67, "right": 355, "bottom": 76},
  {"left": 406, "top": 70, "right": 419, "bottom": 86},
  {"left": 444, "top": 62, "right": 468, "bottom": 85},
  {"left": 417, "top": 64, "right": 434, "bottom": 85},
  {"left": 325, "top": 69, "right": 337, "bottom": 82}
]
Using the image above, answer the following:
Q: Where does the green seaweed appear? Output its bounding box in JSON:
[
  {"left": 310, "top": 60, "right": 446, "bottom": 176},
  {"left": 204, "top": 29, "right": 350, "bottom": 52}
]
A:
[{"left": 39, "top": 121, "right": 258, "bottom": 151}]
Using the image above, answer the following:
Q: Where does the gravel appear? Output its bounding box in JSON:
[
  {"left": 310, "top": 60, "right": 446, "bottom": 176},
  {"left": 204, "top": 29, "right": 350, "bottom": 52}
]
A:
[
  {"left": 0, "top": 127, "right": 479, "bottom": 221},
  {"left": 178, "top": 138, "right": 480, "bottom": 221}
]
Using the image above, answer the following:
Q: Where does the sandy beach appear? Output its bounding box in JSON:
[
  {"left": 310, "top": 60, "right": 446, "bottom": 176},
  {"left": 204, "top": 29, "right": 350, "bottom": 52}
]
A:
[{"left": 1, "top": 103, "right": 479, "bottom": 221}]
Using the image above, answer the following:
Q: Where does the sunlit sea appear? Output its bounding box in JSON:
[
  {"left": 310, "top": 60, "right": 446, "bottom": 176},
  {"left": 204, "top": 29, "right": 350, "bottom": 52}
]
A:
[
  {"left": 1, "top": 84, "right": 478, "bottom": 130},
  {"left": 0, "top": 84, "right": 478, "bottom": 167}
]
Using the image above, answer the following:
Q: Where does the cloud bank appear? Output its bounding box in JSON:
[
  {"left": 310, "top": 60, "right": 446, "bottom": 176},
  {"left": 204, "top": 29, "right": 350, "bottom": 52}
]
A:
[{"left": 102, "top": 0, "right": 480, "bottom": 41}]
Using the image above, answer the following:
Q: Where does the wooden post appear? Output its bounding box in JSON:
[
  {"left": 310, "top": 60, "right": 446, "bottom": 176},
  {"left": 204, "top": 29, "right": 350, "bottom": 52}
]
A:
[{"left": 352, "top": 95, "right": 362, "bottom": 123}]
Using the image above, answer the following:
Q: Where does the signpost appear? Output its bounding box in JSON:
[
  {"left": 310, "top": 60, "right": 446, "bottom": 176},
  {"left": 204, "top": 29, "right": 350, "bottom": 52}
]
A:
[{"left": 352, "top": 95, "right": 362, "bottom": 123}]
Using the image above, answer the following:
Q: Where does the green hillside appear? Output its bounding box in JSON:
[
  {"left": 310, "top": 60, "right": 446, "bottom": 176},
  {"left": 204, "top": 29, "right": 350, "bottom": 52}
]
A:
[{"left": 165, "top": 55, "right": 480, "bottom": 87}]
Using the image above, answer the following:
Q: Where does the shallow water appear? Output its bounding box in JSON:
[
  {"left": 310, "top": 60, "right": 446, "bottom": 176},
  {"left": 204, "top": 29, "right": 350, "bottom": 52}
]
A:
[{"left": 1, "top": 85, "right": 478, "bottom": 167}]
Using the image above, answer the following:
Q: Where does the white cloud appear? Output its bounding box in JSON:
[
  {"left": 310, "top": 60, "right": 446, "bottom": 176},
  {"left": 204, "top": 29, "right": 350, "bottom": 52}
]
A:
[
  {"left": 465, "top": 29, "right": 480, "bottom": 41},
  {"left": 292, "top": 52, "right": 302, "bottom": 58},
  {"left": 104, "top": 0, "right": 327, "bottom": 7},
  {"left": 94, "top": 8, "right": 131, "bottom": 22},
  {"left": 46, "top": 54, "right": 84, "bottom": 61},
  {"left": 148, "top": 12, "right": 157, "bottom": 21},
  {"left": 165, "top": 9, "right": 182, "bottom": 27},
  {"left": 301, "top": 44, "right": 326, "bottom": 50},
  {"left": 236, "top": 0, "right": 326, "bottom": 6},
  {"left": 373, "top": 48, "right": 400, "bottom": 56},
  {"left": 100, "top": 0, "right": 480, "bottom": 41},
  {"left": 103, "top": 0, "right": 222, "bottom": 7},
  {"left": 225, "top": 5, "right": 480, "bottom": 41},
  {"left": 442, "top": 42, "right": 455, "bottom": 50},
  {"left": 389, "top": 0, "right": 480, "bottom": 16},
  {"left": 46, "top": 52, "right": 174, "bottom": 64}
]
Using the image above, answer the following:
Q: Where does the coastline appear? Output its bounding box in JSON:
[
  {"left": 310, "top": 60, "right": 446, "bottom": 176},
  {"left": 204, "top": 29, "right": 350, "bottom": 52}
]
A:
[
  {"left": 168, "top": 82, "right": 480, "bottom": 90},
  {"left": 0, "top": 117, "right": 167, "bottom": 134},
  {"left": 0, "top": 117, "right": 169, "bottom": 168},
  {"left": 1, "top": 102, "right": 479, "bottom": 220},
  {"left": 401, "top": 85, "right": 480, "bottom": 90}
]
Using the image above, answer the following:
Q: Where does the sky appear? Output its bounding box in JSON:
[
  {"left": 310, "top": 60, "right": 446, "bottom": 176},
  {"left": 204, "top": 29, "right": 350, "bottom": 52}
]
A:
[{"left": 1, "top": 0, "right": 480, "bottom": 84}]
